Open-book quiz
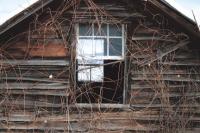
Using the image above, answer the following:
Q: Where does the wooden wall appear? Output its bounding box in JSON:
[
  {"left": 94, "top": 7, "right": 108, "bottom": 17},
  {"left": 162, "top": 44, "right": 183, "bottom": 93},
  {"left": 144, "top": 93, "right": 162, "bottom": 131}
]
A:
[
  {"left": 0, "top": 0, "right": 200, "bottom": 132},
  {"left": 128, "top": 22, "right": 200, "bottom": 132}
]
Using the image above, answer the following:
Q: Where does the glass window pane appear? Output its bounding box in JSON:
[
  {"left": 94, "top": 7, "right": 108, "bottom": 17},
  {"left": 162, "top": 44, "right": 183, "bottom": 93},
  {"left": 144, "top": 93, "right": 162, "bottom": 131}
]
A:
[
  {"left": 78, "top": 65, "right": 103, "bottom": 82},
  {"left": 94, "top": 24, "right": 107, "bottom": 36},
  {"left": 91, "top": 66, "right": 103, "bottom": 82},
  {"left": 109, "top": 38, "right": 122, "bottom": 56},
  {"left": 94, "top": 38, "right": 107, "bottom": 56},
  {"left": 77, "top": 38, "right": 93, "bottom": 58},
  {"left": 78, "top": 66, "right": 91, "bottom": 81},
  {"left": 79, "top": 23, "right": 92, "bottom": 36},
  {"left": 109, "top": 25, "right": 122, "bottom": 36},
  {"left": 78, "top": 38, "right": 107, "bottom": 58}
]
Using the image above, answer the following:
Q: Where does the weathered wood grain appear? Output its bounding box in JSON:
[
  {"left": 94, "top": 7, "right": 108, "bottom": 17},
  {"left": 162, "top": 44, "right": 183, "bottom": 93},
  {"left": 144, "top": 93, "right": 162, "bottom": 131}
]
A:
[{"left": 1, "top": 60, "right": 69, "bottom": 66}]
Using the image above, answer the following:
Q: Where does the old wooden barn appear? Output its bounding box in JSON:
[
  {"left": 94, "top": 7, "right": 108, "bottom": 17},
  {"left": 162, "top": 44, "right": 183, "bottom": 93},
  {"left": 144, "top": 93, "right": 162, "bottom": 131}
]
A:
[{"left": 0, "top": 0, "right": 200, "bottom": 132}]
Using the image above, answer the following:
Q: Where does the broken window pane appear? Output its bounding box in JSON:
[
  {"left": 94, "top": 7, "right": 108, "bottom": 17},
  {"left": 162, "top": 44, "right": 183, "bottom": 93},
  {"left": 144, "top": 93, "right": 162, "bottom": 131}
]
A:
[
  {"left": 78, "top": 66, "right": 91, "bottom": 81},
  {"left": 78, "top": 65, "right": 103, "bottom": 82},
  {"left": 91, "top": 66, "right": 104, "bottom": 82},
  {"left": 78, "top": 60, "right": 104, "bottom": 82}
]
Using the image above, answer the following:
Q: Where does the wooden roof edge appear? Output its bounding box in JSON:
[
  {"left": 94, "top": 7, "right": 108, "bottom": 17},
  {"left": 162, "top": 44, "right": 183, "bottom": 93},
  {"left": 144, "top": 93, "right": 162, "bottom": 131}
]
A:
[
  {"left": 160, "top": 0, "right": 196, "bottom": 24},
  {"left": 0, "top": 0, "right": 53, "bottom": 36},
  {"left": 0, "top": 0, "right": 200, "bottom": 39},
  {"left": 148, "top": 0, "right": 200, "bottom": 39}
]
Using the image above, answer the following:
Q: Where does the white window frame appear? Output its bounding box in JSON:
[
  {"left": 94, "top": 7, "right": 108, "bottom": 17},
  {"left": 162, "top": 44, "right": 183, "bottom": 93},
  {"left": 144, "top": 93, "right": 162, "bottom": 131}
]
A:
[
  {"left": 76, "top": 23, "right": 125, "bottom": 82},
  {"left": 76, "top": 23, "right": 125, "bottom": 60}
]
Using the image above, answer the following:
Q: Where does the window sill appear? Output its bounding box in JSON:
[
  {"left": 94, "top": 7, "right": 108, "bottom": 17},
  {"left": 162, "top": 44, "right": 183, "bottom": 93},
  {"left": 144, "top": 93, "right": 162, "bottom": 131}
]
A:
[{"left": 70, "top": 103, "right": 130, "bottom": 109}]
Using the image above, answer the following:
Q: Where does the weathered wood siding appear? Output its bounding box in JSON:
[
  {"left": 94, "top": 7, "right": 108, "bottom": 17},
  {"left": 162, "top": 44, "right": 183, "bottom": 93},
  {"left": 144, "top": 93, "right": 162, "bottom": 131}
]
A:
[
  {"left": 0, "top": 0, "right": 200, "bottom": 132},
  {"left": 129, "top": 22, "right": 200, "bottom": 132}
]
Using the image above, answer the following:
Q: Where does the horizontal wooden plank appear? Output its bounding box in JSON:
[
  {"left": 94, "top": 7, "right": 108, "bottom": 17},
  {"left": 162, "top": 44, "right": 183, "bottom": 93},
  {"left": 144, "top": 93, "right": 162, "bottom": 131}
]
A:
[
  {"left": 130, "top": 53, "right": 197, "bottom": 60},
  {"left": 1, "top": 60, "right": 69, "bottom": 66},
  {"left": 131, "top": 60, "right": 200, "bottom": 66},
  {"left": 131, "top": 84, "right": 186, "bottom": 90},
  {"left": 180, "top": 128, "right": 200, "bottom": 133},
  {"left": 1, "top": 100, "right": 65, "bottom": 108},
  {"left": 162, "top": 61, "right": 200, "bottom": 66},
  {"left": 5, "top": 40, "right": 69, "bottom": 58},
  {"left": 131, "top": 76, "right": 200, "bottom": 82},
  {"left": 79, "top": 4, "right": 127, "bottom": 11},
  {"left": 0, "top": 101, "right": 130, "bottom": 108},
  {"left": 1, "top": 111, "right": 199, "bottom": 122},
  {"left": 30, "top": 35, "right": 61, "bottom": 39},
  {"left": 173, "top": 53, "right": 198, "bottom": 59},
  {"left": 131, "top": 70, "right": 200, "bottom": 75},
  {"left": 71, "top": 103, "right": 130, "bottom": 109},
  {"left": 0, "top": 111, "right": 151, "bottom": 122},
  {"left": 130, "top": 104, "right": 200, "bottom": 108},
  {"left": 0, "top": 90, "right": 69, "bottom": 96},
  {"left": 0, "top": 120, "right": 159, "bottom": 131},
  {"left": 1, "top": 77, "right": 68, "bottom": 83},
  {"left": 67, "top": 10, "right": 144, "bottom": 18},
  {"left": 2, "top": 66, "right": 69, "bottom": 71},
  {"left": 0, "top": 83, "right": 69, "bottom": 90},
  {"left": 1, "top": 70, "right": 69, "bottom": 79},
  {"left": 0, "top": 109, "right": 159, "bottom": 131},
  {"left": 132, "top": 36, "right": 176, "bottom": 42},
  {"left": 131, "top": 91, "right": 200, "bottom": 98}
]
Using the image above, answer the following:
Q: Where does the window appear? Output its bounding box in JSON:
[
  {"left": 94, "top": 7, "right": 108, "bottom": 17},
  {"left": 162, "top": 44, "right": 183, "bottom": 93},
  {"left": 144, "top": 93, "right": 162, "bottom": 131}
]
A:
[
  {"left": 77, "top": 60, "right": 104, "bottom": 82},
  {"left": 76, "top": 23, "right": 125, "bottom": 103},
  {"left": 77, "top": 23, "right": 124, "bottom": 60},
  {"left": 77, "top": 23, "right": 125, "bottom": 82}
]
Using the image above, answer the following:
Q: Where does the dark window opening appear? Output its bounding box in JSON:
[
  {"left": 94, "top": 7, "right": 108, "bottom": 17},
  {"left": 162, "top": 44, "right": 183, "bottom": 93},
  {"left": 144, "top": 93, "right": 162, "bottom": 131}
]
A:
[{"left": 76, "top": 60, "right": 124, "bottom": 103}]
